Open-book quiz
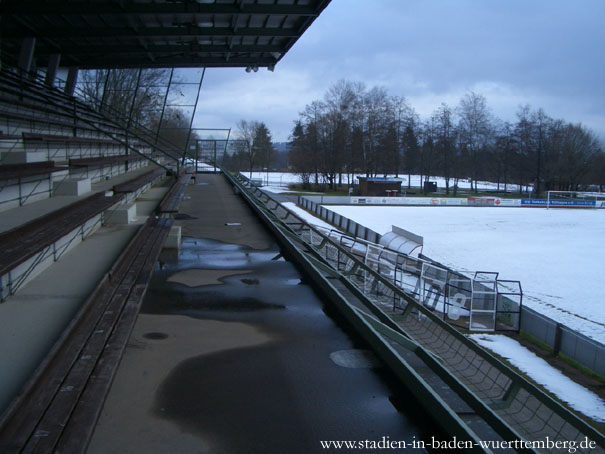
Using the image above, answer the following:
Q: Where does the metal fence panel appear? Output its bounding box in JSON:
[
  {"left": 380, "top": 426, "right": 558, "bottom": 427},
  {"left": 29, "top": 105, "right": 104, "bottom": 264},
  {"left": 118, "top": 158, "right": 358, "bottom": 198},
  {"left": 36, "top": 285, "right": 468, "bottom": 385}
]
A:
[
  {"left": 300, "top": 194, "right": 604, "bottom": 377},
  {"left": 521, "top": 307, "right": 558, "bottom": 346}
]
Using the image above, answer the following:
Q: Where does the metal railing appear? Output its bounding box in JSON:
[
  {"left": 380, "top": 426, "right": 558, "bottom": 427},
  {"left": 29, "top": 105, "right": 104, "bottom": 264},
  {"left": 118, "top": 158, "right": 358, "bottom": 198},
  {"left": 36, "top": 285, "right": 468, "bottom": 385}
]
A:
[
  {"left": 0, "top": 68, "right": 177, "bottom": 173},
  {"left": 228, "top": 170, "right": 605, "bottom": 453},
  {"left": 297, "top": 195, "right": 523, "bottom": 333}
]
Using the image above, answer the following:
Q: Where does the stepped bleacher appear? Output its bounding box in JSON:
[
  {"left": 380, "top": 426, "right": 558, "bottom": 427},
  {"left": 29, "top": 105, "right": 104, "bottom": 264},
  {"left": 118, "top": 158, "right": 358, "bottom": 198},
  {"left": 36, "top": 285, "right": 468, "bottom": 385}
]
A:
[
  {"left": 0, "top": 66, "right": 191, "bottom": 449},
  {"left": 0, "top": 65, "right": 183, "bottom": 296},
  {"left": 0, "top": 71, "right": 155, "bottom": 210}
]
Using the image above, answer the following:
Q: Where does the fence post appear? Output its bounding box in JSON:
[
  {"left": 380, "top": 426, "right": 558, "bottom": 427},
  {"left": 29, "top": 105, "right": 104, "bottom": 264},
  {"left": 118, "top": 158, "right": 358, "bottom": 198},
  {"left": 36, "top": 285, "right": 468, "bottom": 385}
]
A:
[{"left": 553, "top": 323, "right": 562, "bottom": 356}]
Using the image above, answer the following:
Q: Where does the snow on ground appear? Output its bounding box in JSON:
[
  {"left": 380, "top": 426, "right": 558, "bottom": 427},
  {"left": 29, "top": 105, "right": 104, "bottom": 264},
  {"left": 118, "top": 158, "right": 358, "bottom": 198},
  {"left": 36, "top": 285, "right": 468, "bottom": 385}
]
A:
[
  {"left": 242, "top": 172, "right": 531, "bottom": 193},
  {"left": 281, "top": 202, "right": 338, "bottom": 231},
  {"left": 329, "top": 205, "right": 605, "bottom": 343},
  {"left": 469, "top": 334, "right": 605, "bottom": 422},
  {"left": 185, "top": 160, "right": 218, "bottom": 172},
  {"left": 279, "top": 199, "right": 605, "bottom": 421}
]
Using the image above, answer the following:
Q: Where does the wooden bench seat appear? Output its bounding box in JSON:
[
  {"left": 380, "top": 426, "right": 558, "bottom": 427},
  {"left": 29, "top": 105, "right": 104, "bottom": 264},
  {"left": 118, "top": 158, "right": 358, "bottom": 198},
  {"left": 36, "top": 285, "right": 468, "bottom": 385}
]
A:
[
  {"left": 0, "top": 131, "right": 21, "bottom": 141},
  {"left": 0, "top": 74, "right": 112, "bottom": 127},
  {"left": 0, "top": 215, "right": 173, "bottom": 453},
  {"left": 0, "top": 162, "right": 68, "bottom": 182},
  {"left": 22, "top": 132, "right": 120, "bottom": 147},
  {"left": 0, "top": 191, "right": 125, "bottom": 277},
  {"left": 68, "top": 155, "right": 145, "bottom": 168},
  {"left": 158, "top": 170, "right": 191, "bottom": 213},
  {"left": 0, "top": 88, "right": 115, "bottom": 130},
  {"left": 0, "top": 105, "right": 100, "bottom": 135},
  {"left": 112, "top": 167, "right": 165, "bottom": 194}
]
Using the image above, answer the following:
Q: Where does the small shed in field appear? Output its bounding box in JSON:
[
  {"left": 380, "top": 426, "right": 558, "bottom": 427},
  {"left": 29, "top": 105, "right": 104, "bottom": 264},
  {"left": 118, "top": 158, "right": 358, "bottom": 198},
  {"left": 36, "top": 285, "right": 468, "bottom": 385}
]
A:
[{"left": 357, "top": 177, "right": 402, "bottom": 196}]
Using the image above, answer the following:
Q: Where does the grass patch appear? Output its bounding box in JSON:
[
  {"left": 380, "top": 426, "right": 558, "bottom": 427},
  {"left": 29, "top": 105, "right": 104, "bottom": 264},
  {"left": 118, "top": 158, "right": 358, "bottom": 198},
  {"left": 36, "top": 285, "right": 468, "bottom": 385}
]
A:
[
  {"left": 558, "top": 352, "right": 605, "bottom": 383},
  {"left": 519, "top": 330, "right": 554, "bottom": 353},
  {"left": 519, "top": 330, "right": 605, "bottom": 383}
]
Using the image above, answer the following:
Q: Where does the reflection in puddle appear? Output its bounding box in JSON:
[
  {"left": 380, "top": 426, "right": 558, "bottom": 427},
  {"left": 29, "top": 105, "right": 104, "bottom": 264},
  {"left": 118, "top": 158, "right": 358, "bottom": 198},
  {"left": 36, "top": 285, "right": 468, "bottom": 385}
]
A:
[
  {"left": 143, "top": 235, "right": 430, "bottom": 451},
  {"left": 167, "top": 269, "right": 252, "bottom": 287},
  {"left": 142, "top": 332, "right": 169, "bottom": 340}
]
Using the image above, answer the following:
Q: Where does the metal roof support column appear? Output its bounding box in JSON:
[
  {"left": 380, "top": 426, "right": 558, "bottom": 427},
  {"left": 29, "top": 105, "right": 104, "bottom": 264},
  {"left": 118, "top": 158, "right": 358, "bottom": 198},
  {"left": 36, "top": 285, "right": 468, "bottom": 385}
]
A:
[
  {"left": 64, "top": 67, "right": 79, "bottom": 96},
  {"left": 154, "top": 68, "right": 174, "bottom": 148},
  {"left": 45, "top": 54, "right": 61, "bottom": 87},
  {"left": 99, "top": 69, "right": 112, "bottom": 113},
  {"left": 126, "top": 69, "right": 142, "bottom": 130},
  {"left": 182, "top": 67, "right": 206, "bottom": 166},
  {"left": 213, "top": 140, "right": 217, "bottom": 173},
  {"left": 223, "top": 128, "right": 232, "bottom": 169},
  {"left": 124, "top": 68, "right": 143, "bottom": 168},
  {"left": 17, "top": 37, "right": 36, "bottom": 73}
]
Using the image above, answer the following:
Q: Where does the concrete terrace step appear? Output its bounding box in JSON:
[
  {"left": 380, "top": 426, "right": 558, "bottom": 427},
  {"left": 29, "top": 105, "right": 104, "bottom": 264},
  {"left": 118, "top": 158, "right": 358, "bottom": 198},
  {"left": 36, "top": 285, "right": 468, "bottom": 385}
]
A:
[{"left": 0, "top": 216, "right": 172, "bottom": 453}]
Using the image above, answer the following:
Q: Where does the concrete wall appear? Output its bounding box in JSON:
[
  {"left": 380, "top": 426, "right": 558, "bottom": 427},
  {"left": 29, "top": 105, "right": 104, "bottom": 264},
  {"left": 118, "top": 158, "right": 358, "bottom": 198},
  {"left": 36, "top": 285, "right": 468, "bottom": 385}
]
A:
[
  {"left": 69, "top": 159, "right": 147, "bottom": 184},
  {"left": 0, "top": 212, "right": 106, "bottom": 300},
  {"left": 0, "top": 174, "right": 54, "bottom": 212},
  {"left": 521, "top": 307, "right": 605, "bottom": 376}
]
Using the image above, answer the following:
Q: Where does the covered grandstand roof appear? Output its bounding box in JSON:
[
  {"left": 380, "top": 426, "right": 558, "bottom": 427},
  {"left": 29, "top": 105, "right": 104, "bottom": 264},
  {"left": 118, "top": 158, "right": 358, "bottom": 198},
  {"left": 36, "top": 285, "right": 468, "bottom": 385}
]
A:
[{"left": 0, "top": 0, "right": 331, "bottom": 69}]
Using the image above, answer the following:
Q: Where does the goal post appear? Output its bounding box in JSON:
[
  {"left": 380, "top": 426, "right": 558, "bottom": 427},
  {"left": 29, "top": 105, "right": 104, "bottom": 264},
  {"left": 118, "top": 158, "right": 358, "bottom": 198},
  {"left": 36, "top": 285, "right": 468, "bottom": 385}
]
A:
[{"left": 546, "top": 190, "right": 605, "bottom": 209}]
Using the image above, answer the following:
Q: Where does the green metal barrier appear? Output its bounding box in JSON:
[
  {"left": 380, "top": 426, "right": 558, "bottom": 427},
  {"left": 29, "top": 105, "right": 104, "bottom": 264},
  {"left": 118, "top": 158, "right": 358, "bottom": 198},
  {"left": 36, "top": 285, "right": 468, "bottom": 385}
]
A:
[{"left": 224, "top": 169, "right": 605, "bottom": 454}]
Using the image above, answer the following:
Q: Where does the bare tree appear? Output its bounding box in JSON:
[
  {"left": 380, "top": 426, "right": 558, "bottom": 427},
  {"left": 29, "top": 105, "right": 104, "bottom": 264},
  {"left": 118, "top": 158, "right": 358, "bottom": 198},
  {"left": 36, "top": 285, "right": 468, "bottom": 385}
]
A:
[
  {"left": 301, "top": 100, "right": 325, "bottom": 185},
  {"left": 492, "top": 120, "right": 515, "bottom": 192},
  {"left": 289, "top": 79, "right": 604, "bottom": 194},
  {"left": 389, "top": 95, "right": 413, "bottom": 178},
  {"left": 432, "top": 103, "right": 456, "bottom": 194},
  {"left": 402, "top": 122, "right": 420, "bottom": 189},
  {"left": 324, "top": 80, "right": 358, "bottom": 186},
  {"left": 78, "top": 69, "right": 168, "bottom": 127},
  {"left": 558, "top": 123, "right": 601, "bottom": 190},
  {"left": 235, "top": 119, "right": 260, "bottom": 177},
  {"left": 457, "top": 92, "right": 492, "bottom": 193}
]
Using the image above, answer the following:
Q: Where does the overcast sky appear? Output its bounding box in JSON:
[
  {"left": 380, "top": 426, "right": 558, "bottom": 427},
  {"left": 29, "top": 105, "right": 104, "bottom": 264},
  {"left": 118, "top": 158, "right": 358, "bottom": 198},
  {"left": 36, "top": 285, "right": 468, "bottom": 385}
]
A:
[{"left": 192, "top": 0, "right": 605, "bottom": 142}]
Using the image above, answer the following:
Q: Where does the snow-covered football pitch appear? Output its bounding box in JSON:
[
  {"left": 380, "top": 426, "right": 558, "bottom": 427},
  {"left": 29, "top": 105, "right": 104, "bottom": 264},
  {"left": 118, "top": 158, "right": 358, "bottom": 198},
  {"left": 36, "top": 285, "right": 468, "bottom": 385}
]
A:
[
  {"left": 279, "top": 200, "right": 605, "bottom": 421},
  {"left": 327, "top": 205, "right": 605, "bottom": 344}
]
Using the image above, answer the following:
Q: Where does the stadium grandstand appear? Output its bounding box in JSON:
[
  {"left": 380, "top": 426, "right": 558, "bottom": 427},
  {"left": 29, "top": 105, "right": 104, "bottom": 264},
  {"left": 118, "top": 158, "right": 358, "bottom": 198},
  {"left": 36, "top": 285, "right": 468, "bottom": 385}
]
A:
[
  {"left": 1, "top": 1, "right": 604, "bottom": 453},
  {"left": 0, "top": 1, "right": 333, "bottom": 452}
]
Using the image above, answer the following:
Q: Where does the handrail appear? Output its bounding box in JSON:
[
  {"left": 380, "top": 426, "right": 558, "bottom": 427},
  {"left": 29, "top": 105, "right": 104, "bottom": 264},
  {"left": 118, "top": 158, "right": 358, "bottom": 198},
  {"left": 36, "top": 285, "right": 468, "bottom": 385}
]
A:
[
  {"left": 0, "top": 68, "right": 180, "bottom": 172},
  {"left": 225, "top": 168, "right": 605, "bottom": 453}
]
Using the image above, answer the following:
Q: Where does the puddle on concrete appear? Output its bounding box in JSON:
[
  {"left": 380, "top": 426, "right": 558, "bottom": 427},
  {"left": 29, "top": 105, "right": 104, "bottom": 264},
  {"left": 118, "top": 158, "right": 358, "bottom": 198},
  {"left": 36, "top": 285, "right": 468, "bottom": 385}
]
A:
[
  {"left": 240, "top": 278, "right": 259, "bottom": 285},
  {"left": 141, "top": 235, "right": 434, "bottom": 452},
  {"left": 145, "top": 290, "right": 286, "bottom": 313},
  {"left": 143, "top": 332, "right": 169, "bottom": 340},
  {"left": 167, "top": 269, "right": 252, "bottom": 287},
  {"left": 330, "top": 349, "right": 383, "bottom": 369}
]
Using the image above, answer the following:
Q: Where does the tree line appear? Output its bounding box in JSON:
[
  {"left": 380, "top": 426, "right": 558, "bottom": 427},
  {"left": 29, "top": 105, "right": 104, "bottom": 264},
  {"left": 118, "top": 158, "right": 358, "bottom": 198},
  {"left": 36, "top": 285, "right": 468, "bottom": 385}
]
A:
[
  {"left": 77, "top": 70, "right": 604, "bottom": 194},
  {"left": 288, "top": 80, "right": 605, "bottom": 195}
]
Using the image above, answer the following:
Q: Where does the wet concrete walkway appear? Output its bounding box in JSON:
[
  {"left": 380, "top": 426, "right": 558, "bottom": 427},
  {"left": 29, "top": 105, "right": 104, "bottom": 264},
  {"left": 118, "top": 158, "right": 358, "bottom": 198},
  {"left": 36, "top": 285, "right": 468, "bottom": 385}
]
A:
[{"left": 88, "top": 174, "right": 434, "bottom": 453}]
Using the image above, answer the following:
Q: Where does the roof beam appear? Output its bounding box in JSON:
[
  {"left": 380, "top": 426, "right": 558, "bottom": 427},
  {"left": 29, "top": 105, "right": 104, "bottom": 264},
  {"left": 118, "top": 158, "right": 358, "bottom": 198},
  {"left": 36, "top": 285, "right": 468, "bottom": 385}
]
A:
[
  {"left": 51, "top": 55, "right": 280, "bottom": 70},
  {"left": 30, "top": 43, "right": 284, "bottom": 56},
  {"left": 3, "top": 26, "right": 300, "bottom": 39},
  {"left": 0, "top": 2, "right": 320, "bottom": 16}
]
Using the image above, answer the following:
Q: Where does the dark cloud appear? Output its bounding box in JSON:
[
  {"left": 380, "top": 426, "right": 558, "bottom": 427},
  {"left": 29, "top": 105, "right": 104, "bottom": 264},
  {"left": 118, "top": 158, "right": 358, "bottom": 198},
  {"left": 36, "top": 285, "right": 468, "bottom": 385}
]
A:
[{"left": 195, "top": 0, "right": 605, "bottom": 141}]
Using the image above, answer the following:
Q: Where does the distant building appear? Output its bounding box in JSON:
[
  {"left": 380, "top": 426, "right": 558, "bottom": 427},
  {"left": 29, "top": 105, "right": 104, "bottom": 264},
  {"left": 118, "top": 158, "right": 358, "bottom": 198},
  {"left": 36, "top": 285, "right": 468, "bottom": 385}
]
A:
[{"left": 357, "top": 177, "right": 402, "bottom": 196}]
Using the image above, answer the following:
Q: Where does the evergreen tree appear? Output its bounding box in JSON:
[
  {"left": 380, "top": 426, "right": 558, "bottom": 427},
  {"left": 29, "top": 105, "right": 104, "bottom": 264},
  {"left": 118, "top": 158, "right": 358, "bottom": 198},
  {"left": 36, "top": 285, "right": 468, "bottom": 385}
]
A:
[{"left": 254, "top": 122, "right": 274, "bottom": 172}]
